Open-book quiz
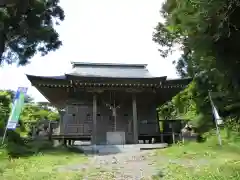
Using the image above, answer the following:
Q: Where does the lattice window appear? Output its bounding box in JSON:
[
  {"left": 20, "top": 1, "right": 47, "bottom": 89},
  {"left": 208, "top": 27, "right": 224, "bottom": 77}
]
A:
[
  {"left": 66, "top": 105, "right": 78, "bottom": 114},
  {"left": 65, "top": 126, "right": 78, "bottom": 134},
  {"left": 83, "top": 124, "right": 92, "bottom": 134},
  {"left": 77, "top": 126, "right": 84, "bottom": 135}
]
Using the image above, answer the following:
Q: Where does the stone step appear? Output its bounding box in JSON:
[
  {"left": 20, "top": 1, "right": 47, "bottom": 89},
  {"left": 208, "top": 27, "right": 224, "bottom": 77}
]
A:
[{"left": 76, "top": 143, "right": 168, "bottom": 155}]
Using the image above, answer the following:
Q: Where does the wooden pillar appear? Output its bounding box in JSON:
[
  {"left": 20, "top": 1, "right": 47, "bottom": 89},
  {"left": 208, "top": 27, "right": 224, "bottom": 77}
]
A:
[
  {"left": 161, "top": 133, "right": 164, "bottom": 143},
  {"left": 63, "top": 139, "right": 67, "bottom": 146},
  {"left": 92, "top": 94, "right": 97, "bottom": 144},
  {"left": 132, "top": 93, "right": 138, "bottom": 144},
  {"left": 48, "top": 122, "right": 53, "bottom": 141},
  {"left": 58, "top": 110, "right": 65, "bottom": 135}
]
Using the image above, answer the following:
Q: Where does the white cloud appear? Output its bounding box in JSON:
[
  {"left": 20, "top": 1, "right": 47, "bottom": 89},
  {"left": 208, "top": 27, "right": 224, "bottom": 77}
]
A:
[{"left": 0, "top": 0, "right": 180, "bottom": 102}]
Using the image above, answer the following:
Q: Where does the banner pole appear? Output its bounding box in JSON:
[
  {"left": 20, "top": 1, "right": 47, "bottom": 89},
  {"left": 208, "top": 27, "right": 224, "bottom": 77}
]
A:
[
  {"left": 1, "top": 103, "right": 14, "bottom": 145},
  {"left": 208, "top": 91, "right": 222, "bottom": 146},
  {"left": 1, "top": 124, "right": 8, "bottom": 145}
]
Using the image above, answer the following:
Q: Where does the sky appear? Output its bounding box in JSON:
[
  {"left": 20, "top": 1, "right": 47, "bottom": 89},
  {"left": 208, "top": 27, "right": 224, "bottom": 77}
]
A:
[{"left": 0, "top": 0, "right": 180, "bottom": 102}]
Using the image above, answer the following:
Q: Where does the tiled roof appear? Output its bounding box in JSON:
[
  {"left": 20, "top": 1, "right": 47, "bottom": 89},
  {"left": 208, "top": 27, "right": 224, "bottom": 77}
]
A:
[
  {"left": 26, "top": 62, "right": 192, "bottom": 86},
  {"left": 67, "top": 62, "right": 153, "bottom": 78}
]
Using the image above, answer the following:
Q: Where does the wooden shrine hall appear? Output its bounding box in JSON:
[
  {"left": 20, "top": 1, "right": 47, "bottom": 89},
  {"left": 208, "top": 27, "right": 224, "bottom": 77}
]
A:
[{"left": 26, "top": 62, "right": 191, "bottom": 145}]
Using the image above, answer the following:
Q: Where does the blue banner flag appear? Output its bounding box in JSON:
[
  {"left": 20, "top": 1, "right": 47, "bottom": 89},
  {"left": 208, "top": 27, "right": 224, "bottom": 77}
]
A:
[{"left": 6, "top": 87, "right": 28, "bottom": 129}]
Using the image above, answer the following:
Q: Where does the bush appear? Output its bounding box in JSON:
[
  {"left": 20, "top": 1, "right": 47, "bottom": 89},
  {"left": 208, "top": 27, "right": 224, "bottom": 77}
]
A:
[
  {"left": 0, "top": 146, "right": 8, "bottom": 160},
  {"left": 6, "top": 141, "right": 34, "bottom": 158},
  {"left": 0, "top": 130, "right": 57, "bottom": 158},
  {"left": 6, "top": 130, "right": 26, "bottom": 145}
]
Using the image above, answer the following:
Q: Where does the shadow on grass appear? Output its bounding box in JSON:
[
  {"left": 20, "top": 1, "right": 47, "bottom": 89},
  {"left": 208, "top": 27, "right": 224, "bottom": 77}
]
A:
[
  {"left": 0, "top": 138, "right": 84, "bottom": 159},
  {"left": 151, "top": 170, "right": 165, "bottom": 179}
]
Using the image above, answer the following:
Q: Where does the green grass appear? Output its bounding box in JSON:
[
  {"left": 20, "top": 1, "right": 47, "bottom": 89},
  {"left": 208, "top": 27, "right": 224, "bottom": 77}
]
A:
[
  {"left": 152, "top": 136, "right": 240, "bottom": 180},
  {"left": 0, "top": 140, "right": 91, "bottom": 180},
  {"left": 2, "top": 131, "right": 240, "bottom": 180}
]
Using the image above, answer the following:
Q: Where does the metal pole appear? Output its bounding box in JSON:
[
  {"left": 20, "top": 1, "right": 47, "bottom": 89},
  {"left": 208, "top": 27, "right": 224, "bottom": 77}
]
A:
[
  {"left": 2, "top": 103, "right": 14, "bottom": 145},
  {"left": 1, "top": 124, "right": 8, "bottom": 145},
  {"left": 208, "top": 91, "right": 222, "bottom": 146}
]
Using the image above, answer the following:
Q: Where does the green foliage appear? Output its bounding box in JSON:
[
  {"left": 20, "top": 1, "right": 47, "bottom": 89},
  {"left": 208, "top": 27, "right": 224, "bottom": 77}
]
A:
[
  {"left": 154, "top": 0, "right": 240, "bottom": 133},
  {"left": 0, "top": 89, "right": 59, "bottom": 138},
  {"left": 20, "top": 103, "right": 59, "bottom": 123},
  {"left": 158, "top": 82, "right": 199, "bottom": 119},
  {"left": 0, "top": 0, "right": 64, "bottom": 65},
  {"left": 0, "top": 139, "right": 87, "bottom": 180},
  {"left": 0, "top": 138, "right": 57, "bottom": 158},
  {"left": 153, "top": 132, "right": 240, "bottom": 179},
  {"left": 0, "top": 90, "right": 12, "bottom": 134},
  {"left": 0, "top": 134, "right": 84, "bottom": 160}
]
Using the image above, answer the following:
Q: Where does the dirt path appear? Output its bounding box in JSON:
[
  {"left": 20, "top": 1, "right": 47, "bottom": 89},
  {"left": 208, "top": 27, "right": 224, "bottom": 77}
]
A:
[
  {"left": 86, "top": 151, "right": 159, "bottom": 179},
  {"left": 58, "top": 149, "right": 209, "bottom": 179},
  {"left": 58, "top": 150, "right": 160, "bottom": 179}
]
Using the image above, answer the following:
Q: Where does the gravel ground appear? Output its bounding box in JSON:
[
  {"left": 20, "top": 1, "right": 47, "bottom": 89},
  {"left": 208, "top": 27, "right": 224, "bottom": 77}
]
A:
[
  {"left": 57, "top": 149, "right": 209, "bottom": 179},
  {"left": 88, "top": 151, "right": 159, "bottom": 179},
  {"left": 58, "top": 150, "right": 160, "bottom": 179}
]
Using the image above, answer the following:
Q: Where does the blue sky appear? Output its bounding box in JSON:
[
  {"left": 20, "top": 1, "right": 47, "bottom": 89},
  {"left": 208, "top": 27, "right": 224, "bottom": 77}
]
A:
[{"left": 0, "top": 0, "right": 180, "bottom": 102}]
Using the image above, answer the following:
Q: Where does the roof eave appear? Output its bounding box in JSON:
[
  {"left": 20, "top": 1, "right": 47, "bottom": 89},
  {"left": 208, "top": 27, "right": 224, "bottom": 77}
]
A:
[
  {"left": 165, "top": 77, "right": 192, "bottom": 86},
  {"left": 26, "top": 74, "right": 66, "bottom": 81}
]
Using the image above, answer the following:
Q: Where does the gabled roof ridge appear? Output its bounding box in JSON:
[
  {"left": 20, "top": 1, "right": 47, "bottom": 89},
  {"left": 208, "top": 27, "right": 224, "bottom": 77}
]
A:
[{"left": 71, "top": 62, "right": 148, "bottom": 68}]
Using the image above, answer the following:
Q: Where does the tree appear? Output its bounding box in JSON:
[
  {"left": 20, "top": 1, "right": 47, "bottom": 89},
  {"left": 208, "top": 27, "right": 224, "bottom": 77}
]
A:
[
  {"left": 153, "top": 0, "right": 240, "bottom": 133},
  {"left": 37, "top": 101, "right": 57, "bottom": 111},
  {"left": 0, "top": 89, "right": 59, "bottom": 135},
  {"left": 153, "top": 0, "right": 240, "bottom": 88},
  {"left": 0, "top": 0, "right": 64, "bottom": 65},
  {"left": 20, "top": 103, "right": 59, "bottom": 123},
  {"left": 0, "top": 90, "right": 12, "bottom": 133}
]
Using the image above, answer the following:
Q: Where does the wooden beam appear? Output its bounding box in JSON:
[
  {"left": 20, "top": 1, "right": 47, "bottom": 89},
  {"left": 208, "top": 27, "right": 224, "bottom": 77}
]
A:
[
  {"left": 84, "top": 87, "right": 156, "bottom": 92},
  {"left": 132, "top": 93, "right": 138, "bottom": 144},
  {"left": 92, "top": 94, "right": 97, "bottom": 144},
  {"left": 125, "top": 88, "right": 143, "bottom": 93}
]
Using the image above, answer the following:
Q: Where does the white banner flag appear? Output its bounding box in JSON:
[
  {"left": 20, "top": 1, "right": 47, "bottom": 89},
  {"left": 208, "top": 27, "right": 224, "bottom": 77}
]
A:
[
  {"left": 208, "top": 91, "right": 223, "bottom": 146},
  {"left": 212, "top": 103, "right": 223, "bottom": 125},
  {"left": 209, "top": 92, "right": 223, "bottom": 125}
]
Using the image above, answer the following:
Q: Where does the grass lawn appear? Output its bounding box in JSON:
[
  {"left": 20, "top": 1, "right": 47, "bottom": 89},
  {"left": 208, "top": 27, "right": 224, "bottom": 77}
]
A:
[
  {"left": 0, "top": 140, "right": 91, "bottom": 180},
  {"left": 1, "top": 134, "right": 240, "bottom": 180},
  {"left": 152, "top": 137, "right": 240, "bottom": 180}
]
